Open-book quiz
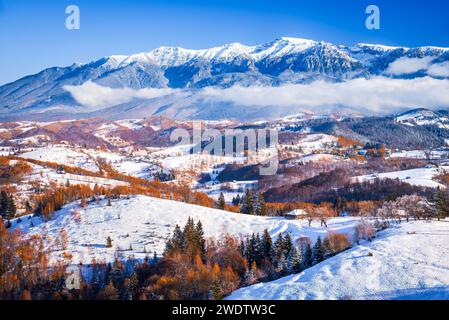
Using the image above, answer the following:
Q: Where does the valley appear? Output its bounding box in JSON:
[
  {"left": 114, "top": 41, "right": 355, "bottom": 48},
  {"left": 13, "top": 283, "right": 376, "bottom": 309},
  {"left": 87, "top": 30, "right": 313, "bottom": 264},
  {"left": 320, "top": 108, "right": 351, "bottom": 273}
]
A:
[{"left": 1, "top": 107, "right": 449, "bottom": 300}]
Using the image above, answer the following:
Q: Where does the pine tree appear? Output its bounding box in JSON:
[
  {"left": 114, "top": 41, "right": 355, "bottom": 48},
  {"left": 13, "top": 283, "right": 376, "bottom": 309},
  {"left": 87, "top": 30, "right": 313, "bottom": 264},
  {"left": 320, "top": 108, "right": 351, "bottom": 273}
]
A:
[
  {"left": 246, "top": 233, "right": 257, "bottom": 265},
  {"left": 238, "top": 239, "right": 245, "bottom": 257},
  {"left": 171, "top": 224, "right": 185, "bottom": 253},
  {"left": 232, "top": 194, "right": 241, "bottom": 206},
  {"left": 0, "top": 191, "right": 8, "bottom": 218},
  {"left": 283, "top": 233, "right": 293, "bottom": 257},
  {"left": 435, "top": 189, "right": 449, "bottom": 220},
  {"left": 274, "top": 233, "right": 284, "bottom": 261},
  {"left": 312, "top": 236, "right": 325, "bottom": 265},
  {"left": 0, "top": 191, "right": 16, "bottom": 219},
  {"left": 195, "top": 220, "right": 206, "bottom": 257},
  {"left": 254, "top": 233, "right": 264, "bottom": 266},
  {"left": 262, "top": 229, "right": 273, "bottom": 262},
  {"left": 8, "top": 194, "right": 16, "bottom": 219},
  {"left": 288, "top": 247, "right": 302, "bottom": 274},
  {"left": 217, "top": 192, "right": 226, "bottom": 210},
  {"left": 255, "top": 192, "right": 267, "bottom": 216},
  {"left": 278, "top": 252, "right": 288, "bottom": 275},
  {"left": 240, "top": 189, "right": 255, "bottom": 214},
  {"left": 302, "top": 243, "right": 313, "bottom": 269},
  {"left": 183, "top": 217, "right": 196, "bottom": 256}
]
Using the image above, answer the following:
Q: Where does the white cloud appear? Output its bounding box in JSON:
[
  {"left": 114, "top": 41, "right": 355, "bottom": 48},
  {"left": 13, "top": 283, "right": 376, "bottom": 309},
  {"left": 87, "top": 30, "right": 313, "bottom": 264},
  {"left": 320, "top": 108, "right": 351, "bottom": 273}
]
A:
[
  {"left": 386, "top": 57, "right": 434, "bottom": 75},
  {"left": 63, "top": 81, "right": 181, "bottom": 109},
  {"left": 197, "top": 77, "right": 449, "bottom": 114},
  {"left": 64, "top": 78, "right": 449, "bottom": 116},
  {"left": 427, "top": 61, "right": 449, "bottom": 77}
]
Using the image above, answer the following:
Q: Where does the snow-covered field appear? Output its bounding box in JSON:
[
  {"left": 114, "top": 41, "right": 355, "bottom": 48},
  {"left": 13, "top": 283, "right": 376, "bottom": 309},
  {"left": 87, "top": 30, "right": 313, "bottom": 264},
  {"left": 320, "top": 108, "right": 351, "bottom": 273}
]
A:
[
  {"left": 21, "top": 145, "right": 100, "bottom": 172},
  {"left": 390, "top": 150, "right": 449, "bottom": 160},
  {"left": 19, "top": 144, "right": 164, "bottom": 179},
  {"left": 296, "top": 153, "right": 342, "bottom": 164},
  {"left": 295, "top": 134, "right": 338, "bottom": 154},
  {"left": 11, "top": 195, "right": 360, "bottom": 264},
  {"left": 354, "top": 166, "right": 447, "bottom": 188},
  {"left": 228, "top": 220, "right": 449, "bottom": 300}
]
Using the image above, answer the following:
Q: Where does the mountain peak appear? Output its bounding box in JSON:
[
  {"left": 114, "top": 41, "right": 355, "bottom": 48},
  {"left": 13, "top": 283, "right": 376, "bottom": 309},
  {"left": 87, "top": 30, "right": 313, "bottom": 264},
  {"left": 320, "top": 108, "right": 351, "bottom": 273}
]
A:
[
  {"left": 355, "top": 43, "right": 406, "bottom": 52},
  {"left": 277, "top": 36, "right": 317, "bottom": 44}
]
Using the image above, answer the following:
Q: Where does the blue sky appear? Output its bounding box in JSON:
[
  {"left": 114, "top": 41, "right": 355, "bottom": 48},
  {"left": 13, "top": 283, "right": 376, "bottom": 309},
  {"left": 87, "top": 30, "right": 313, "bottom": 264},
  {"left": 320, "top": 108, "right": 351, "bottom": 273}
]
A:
[{"left": 0, "top": 0, "right": 448, "bottom": 85}]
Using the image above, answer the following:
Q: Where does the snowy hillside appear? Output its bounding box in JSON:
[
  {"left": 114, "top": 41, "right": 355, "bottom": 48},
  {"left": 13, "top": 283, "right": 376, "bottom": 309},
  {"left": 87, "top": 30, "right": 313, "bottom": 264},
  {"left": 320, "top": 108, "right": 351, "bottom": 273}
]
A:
[
  {"left": 396, "top": 109, "right": 449, "bottom": 129},
  {"left": 11, "top": 195, "right": 360, "bottom": 264},
  {"left": 354, "top": 166, "right": 448, "bottom": 189},
  {"left": 228, "top": 220, "right": 449, "bottom": 300}
]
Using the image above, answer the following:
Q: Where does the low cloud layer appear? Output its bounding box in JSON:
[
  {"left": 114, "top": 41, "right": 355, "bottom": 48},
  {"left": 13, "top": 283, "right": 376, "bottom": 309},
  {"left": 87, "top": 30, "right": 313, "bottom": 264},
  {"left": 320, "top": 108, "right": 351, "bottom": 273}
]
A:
[
  {"left": 427, "top": 61, "right": 449, "bottom": 77},
  {"left": 386, "top": 57, "right": 449, "bottom": 77},
  {"left": 65, "top": 77, "right": 449, "bottom": 115},
  {"left": 63, "top": 81, "right": 180, "bottom": 109},
  {"left": 198, "top": 77, "right": 449, "bottom": 114}
]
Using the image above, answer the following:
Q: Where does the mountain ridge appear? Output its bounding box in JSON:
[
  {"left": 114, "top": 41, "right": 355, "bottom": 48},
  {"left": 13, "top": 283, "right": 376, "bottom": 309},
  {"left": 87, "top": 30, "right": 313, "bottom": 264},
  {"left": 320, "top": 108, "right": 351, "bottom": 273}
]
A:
[{"left": 1, "top": 37, "right": 449, "bottom": 121}]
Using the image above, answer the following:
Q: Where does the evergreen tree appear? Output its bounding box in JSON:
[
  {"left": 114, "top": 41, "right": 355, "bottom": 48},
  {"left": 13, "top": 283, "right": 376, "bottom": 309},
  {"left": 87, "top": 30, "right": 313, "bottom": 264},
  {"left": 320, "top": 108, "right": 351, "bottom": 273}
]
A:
[
  {"left": 232, "top": 194, "right": 241, "bottom": 206},
  {"left": 0, "top": 191, "right": 8, "bottom": 218},
  {"left": 435, "top": 189, "right": 449, "bottom": 220},
  {"left": 278, "top": 252, "right": 288, "bottom": 275},
  {"left": 254, "top": 233, "right": 264, "bottom": 266},
  {"left": 238, "top": 239, "right": 245, "bottom": 257},
  {"left": 0, "top": 191, "right": 16, "bottom": 219},
  {"left": 302, "top": 243, "right": 313, "bottom": 269},
  {"left": 274, "top": 233, "right": 284, "bottom": 262},
  {"left": 8, "top": 194, "right": 16, "bottom": 218},
  {"left": 287, "top": 247, "right": 301, "bottom": 274},
  {"left": 262, "top": 229, "right": 274, "bottom": 262},
  {"left": 217, "top": 192, "right": 226, "bottom": 210},
  {"left": 283, "top": 233, "right": 293, "bottom": 257},
  {"left": 183, "top": 217, "right": 196, "bottom": 256},
  {"left": 246, "top": 233, "right": 257, "bottom": 265},
  {"left": 195, "top": 221, "right": 206, "bottom": 257},
  {"left": 240, "top": 189, "right": 255, "bottom": 214},
  {"left": 255, "top": 192, "right": 267, "bottom": 216},
  {"left": 171, "top": 224, "right": 185, "bottom": 253},
  {"left": 312, "top": 237, "right": 325, "bottom": 264}
]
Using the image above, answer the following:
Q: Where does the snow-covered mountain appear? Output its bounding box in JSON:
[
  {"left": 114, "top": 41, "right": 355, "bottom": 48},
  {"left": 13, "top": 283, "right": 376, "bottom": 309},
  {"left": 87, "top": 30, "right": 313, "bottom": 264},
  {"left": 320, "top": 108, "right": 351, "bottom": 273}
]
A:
[
  {"left": 395, "top": 108, "right": 449, "bottom": 129},
  {"left": 1, "top": 37, "right": 449, "bottom": 121}
]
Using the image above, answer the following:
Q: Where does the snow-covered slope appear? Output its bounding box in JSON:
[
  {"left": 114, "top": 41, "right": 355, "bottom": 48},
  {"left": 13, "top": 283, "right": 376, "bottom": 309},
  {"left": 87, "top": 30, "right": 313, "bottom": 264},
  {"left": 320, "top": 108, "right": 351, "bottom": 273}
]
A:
[
  {"left": 396, "top": 108, "right": 449, "bottom": 129},
  {"left": 354, "top": 166, "right": 447, "bottom": 189},
  {"left": 11, "top": 195, "right": 360, "bottom": 264},
  {"left": 228, "top": 220, "right": 449, "bottom": 300}
]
